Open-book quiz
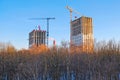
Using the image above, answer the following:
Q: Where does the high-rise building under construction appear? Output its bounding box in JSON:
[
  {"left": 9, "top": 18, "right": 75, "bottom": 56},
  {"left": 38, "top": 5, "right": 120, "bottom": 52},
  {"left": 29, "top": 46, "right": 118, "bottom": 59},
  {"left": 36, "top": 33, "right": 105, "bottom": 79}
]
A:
[
  {"left": 71, "top": 16, "right": 94, "bottom": 53},
  {"left": 29, "top": 26, "right": 46, "bottom": 48}
]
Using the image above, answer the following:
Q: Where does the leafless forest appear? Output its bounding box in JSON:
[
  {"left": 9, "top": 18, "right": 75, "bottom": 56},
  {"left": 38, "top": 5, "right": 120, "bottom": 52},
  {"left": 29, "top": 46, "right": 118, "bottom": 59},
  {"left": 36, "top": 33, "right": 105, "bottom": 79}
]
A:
[{"left": 0, "top": 40, "right": 120, "bottom": 80}]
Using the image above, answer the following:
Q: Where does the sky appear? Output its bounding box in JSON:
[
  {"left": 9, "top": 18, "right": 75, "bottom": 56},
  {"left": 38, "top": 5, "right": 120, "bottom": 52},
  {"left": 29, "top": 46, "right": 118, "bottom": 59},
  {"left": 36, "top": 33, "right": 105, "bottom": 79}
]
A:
[{"left": 0, "top": 0, "right": 120, "bottom": 49}]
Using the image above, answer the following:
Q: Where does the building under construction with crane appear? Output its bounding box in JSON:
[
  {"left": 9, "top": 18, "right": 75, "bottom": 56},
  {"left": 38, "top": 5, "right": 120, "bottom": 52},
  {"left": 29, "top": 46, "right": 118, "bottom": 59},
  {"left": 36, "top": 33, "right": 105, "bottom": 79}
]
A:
[
  {"left": 71, "top": 16, "right": 94, "bottom": 53},
  {"left": 29, "top": 26, "right": 46, "bottom": 48},
  {"left": 66, "top": 6, "right": 94, "bottom": 53},
  {"left": 29, "top": 18, "right": 55, "bottom": 46}
]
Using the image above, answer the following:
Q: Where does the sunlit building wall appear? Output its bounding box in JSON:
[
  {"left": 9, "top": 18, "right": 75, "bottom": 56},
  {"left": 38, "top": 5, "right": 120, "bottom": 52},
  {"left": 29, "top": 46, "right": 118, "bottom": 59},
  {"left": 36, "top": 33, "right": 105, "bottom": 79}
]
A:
[{"left": 71, "top": 16, "right": 94, "bottom": 53}]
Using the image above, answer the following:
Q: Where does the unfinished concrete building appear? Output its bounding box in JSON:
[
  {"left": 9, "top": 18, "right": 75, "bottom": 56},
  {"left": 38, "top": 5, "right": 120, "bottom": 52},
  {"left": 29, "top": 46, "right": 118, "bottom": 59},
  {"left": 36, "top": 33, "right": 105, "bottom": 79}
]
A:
[
  {"left": 71, "top": 16, "right": 94, "bottom": 53},
  {"left": 29, "top": 26, "right": 46, "bottom": 48}
]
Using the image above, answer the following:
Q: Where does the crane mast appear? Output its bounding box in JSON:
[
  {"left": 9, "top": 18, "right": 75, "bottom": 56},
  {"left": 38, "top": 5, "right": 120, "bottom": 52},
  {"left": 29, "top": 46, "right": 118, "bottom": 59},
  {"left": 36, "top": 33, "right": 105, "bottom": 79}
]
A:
[{"left": 66, "top": 6, "right": 73, "bottom": 22}]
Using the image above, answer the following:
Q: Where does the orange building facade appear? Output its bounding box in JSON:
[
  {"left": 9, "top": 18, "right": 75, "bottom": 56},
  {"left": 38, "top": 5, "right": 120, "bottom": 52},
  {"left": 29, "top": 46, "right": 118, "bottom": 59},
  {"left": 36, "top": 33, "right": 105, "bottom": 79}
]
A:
[{"left": 71, "top": 16, "right": 94, "bottom": 53}]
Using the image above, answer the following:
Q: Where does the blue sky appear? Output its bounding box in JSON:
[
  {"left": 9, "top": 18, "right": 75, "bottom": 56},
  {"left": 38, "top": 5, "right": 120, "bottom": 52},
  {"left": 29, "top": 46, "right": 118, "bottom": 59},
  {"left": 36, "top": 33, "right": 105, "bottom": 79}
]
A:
[{"left": 0, "top": 0, "right": 120, "bottom": 49}]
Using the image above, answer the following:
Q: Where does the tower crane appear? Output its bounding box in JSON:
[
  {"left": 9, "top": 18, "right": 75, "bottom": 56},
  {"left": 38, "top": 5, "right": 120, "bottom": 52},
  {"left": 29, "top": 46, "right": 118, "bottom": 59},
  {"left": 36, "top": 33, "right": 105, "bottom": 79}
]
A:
[
  {"left": 66, "top": 6, "right": 82, "bottom": 45},
  {"left": 29, "top": 17, "right": 55, "bottom": 46},
  {"left": 66, "top": 6, "right": 81, "bottom": 22}
]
